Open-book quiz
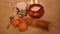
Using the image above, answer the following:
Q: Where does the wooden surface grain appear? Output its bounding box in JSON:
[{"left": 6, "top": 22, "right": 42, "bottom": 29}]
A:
[{"left": 0, "top": 0, "right": 60, "bottom": 34}]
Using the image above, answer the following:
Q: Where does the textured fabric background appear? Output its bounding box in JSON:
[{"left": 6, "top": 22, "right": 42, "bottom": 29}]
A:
[{"left": 0, "top": 0, "right": 60, "bottom": 34}]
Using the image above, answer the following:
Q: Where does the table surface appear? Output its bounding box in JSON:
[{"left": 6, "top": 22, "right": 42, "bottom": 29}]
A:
[{"left": 0, "top": 0, "right": 60, "bottom": 34}]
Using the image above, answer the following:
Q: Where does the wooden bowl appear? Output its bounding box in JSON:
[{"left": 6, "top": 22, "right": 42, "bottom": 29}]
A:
[{"left": 28, "top": 4, "right": 44, "bottom": 18}]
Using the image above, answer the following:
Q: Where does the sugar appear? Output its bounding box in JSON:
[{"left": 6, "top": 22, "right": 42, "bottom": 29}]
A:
[{"left": 31, "top": 6, "right": 41, "bottom": 11}]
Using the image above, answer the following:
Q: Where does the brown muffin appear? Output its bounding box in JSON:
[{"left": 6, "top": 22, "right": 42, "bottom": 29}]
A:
[
  {"left": 18, "top": 21, "right": 28, "bottom": 32},
  {"left": 11, "top": 19, "right": 20, "bottom": 27}
]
